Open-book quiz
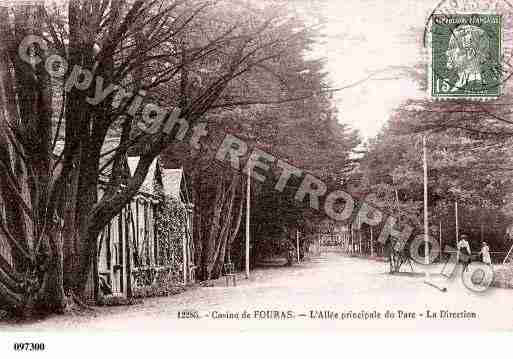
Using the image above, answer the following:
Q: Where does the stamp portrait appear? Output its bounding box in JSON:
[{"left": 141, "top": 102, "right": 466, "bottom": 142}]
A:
[{"left": 430, "top": 14, "right": 503, "bottom": 99}]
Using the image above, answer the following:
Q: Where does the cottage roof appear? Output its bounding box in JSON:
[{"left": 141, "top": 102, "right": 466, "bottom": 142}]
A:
[
  {"left": 54, "top": 140, "right": 187, "bottom": 201},
  {"left": 127, "top": 156, "right": 158, "bottom": 195},
  {"left": 161, "top": 168, "right": 183, "bottom": 201}
]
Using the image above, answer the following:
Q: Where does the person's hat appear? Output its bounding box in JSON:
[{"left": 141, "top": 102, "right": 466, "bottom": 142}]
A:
[{"left": 461, "top": 234, "right": 469, "bottom": 238}]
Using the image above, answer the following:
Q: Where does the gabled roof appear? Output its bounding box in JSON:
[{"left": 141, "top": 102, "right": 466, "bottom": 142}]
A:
[
  {"left": 55, "top": 140, "right": 187, "bottom": 201},
  {"left": 161, "top": 168, "right": 183, "bottom": 201},
  {"left": 127, "top": 156, "right": 158, "bottom": 195},
  {"left": 127, "top": 157, "right": 184, "bottom": 201}
]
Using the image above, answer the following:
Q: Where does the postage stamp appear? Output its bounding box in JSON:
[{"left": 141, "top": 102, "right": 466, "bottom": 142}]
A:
[
  {"left": 4, "top": 0, "right": 513, "bottom": 356},
  {"left": 430, "top": 14, "right": 503, "bottom": 99}
]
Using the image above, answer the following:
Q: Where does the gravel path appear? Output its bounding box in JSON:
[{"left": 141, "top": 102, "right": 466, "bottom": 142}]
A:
[{"left": 3, "top": 253, "right": 513, "bottom": 331}]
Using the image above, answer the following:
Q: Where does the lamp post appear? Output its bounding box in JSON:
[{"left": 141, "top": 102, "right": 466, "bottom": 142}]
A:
[
  {"left": 245, "top": 169, "right": 251, "bottom": 279},
  {"left": 423, "top": 136, "right": 430, "bottom": 276},
  {"left": 296, "top": 229, "right": 300, "bottom": 263}
]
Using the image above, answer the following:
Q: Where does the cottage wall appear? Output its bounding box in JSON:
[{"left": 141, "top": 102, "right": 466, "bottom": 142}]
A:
[{"left": 97, "top": 193, "right": 192, "bottom": 298}]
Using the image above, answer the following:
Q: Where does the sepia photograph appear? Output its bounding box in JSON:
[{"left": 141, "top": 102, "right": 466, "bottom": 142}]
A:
[{"left": 0, "top": 0, "right": 513, "bottom": 356}]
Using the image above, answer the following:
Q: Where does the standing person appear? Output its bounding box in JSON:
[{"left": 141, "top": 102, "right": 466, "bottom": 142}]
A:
[
  {"left": 480, "top": 241, "right": 492, "bottom": 266},
  {"left": 457, "top": 234, "right": 472, "bottom": 271}
]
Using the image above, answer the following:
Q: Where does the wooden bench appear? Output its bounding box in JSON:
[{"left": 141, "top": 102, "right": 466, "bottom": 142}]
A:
[{"left": 223, "top": 262, "right": 236, "bottom": 287}]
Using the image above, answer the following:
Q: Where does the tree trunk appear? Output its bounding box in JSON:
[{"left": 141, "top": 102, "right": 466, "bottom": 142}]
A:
[
  {"left": 35, "top": 227, "right": 65, "bottom": 313},
  {"left": 210, "top": 176, "right": 241, "bottom": 279},
  {"left": 201, "top": 180, "right": 225, "bottom": 279},
  {"left": 0, "top": 4, "right": 67, "bottom": 315},
  {"left": 206, "top": 177, "right": 237, "bottom": 279},
  {"left": 0, "top": 255, "right": 24, "bottom": 312},
  {"left": 225, "top": 182, "right": 245, "bottom": 266},
  {"left": 62, "top": 166, "right": 80, "bottom": 292}
]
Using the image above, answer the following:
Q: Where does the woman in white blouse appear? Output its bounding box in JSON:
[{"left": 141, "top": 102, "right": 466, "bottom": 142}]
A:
[{"left": 480, "top": 242, "right": 492, "bottom": 266}]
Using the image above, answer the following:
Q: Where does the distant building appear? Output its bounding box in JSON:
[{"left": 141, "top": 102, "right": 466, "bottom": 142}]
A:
[{"left": 311, "top": 219, "right": 351, "bottom": 255}]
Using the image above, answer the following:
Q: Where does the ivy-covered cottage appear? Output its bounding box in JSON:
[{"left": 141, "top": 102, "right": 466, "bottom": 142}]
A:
[
  {"left": 95, "top": 156, "right": 195, "bottom": 299},
  {"left": 0, "top": 137, "right": 195, "bottom": 305}
]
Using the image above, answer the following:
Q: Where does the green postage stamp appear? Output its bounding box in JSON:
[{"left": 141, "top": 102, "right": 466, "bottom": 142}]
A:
[{"left": 430, "top": 14, "right": 503, "bottom": 99}]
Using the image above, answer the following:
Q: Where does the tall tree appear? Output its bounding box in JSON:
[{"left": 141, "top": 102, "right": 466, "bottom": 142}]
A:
[{"left": 0, "top": 0, "right": 321, "bottom": 314}]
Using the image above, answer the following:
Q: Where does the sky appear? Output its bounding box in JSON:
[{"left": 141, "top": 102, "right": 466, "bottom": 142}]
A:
[{"left": 294, "top": 0, "right": 437, "bottom": 139}]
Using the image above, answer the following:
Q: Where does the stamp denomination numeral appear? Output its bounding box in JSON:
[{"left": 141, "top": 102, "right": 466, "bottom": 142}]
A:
[{"left": 436, "top": 77, "right": 451, "bottom": 93}]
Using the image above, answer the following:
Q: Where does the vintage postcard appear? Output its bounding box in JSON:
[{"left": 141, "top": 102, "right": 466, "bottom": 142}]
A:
[{"left": 1, "top": 0, "right": 513, "bottom": 356}]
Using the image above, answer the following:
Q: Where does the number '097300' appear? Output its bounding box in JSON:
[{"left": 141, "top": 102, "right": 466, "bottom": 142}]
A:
[{"left": 13, "top": 342, "right": 45, "bottom": 351}]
